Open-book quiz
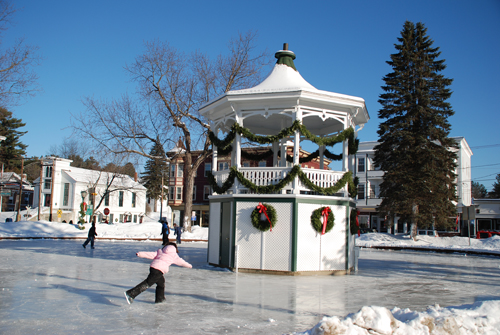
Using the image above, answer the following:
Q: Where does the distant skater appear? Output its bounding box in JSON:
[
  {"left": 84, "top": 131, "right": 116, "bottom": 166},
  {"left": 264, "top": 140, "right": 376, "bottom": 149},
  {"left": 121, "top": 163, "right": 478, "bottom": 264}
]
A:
[
  {"left": 173, "top": 223, "right": 182, "bottom": 244},
  {"left": 82, "top": 222, "right": 97, "bottom": 249},
  {"left": 124, "top": 243, "right": 192, "bottom": 304},
  {"left": 161, "top": 221, "right": 170, "bottom": 245}
]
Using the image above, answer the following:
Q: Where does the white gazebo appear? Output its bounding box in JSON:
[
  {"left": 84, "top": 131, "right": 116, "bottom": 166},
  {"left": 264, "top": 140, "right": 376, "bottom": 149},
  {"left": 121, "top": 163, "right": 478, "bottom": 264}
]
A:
[{"left": 200, "top": 44, "right": 369, "bottom": 275}]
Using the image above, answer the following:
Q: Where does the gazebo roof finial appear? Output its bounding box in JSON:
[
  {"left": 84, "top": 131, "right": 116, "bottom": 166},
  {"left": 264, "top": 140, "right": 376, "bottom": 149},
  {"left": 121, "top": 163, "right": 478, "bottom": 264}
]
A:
[{"left": 275, "top": 43, "right": 297, "bottom": 71}]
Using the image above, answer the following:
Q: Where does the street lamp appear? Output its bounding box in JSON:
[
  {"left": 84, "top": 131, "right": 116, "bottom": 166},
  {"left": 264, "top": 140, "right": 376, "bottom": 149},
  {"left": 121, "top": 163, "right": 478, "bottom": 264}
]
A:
[{"left": 81, "top": 190, "right": 88, "bottom": 201}]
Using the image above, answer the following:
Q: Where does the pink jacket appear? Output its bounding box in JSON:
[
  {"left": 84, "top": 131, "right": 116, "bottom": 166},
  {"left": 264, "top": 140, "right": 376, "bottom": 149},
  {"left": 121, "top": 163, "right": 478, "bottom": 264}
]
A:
[{"left": 137, "top": 245, "right": 192, "bottom": 274}]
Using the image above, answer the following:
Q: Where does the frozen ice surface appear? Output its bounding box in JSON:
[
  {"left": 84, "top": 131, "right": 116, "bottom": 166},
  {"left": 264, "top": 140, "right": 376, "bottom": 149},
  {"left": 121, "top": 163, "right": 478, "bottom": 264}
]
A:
[{"left": 1, "top": 240, "right": 500, "bottom": 334}]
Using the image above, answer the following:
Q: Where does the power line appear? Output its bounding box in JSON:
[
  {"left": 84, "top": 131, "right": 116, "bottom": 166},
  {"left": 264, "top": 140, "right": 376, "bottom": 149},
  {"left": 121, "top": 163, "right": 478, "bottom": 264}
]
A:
[{"left": 470, "top": 144, "right": 500, "bottom": 149}]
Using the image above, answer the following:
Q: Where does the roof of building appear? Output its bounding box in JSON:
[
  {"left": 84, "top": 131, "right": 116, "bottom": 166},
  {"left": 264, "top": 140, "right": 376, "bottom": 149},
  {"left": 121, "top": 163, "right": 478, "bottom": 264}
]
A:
[{"left": 62, "top": 166, "right": 146, "bottom": 190}]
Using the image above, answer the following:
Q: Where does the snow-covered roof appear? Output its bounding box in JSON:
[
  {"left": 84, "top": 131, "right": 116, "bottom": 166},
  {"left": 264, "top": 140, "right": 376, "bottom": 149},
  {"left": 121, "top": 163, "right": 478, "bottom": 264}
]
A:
[
  {"left": 199, "top": 45, "right": 369, "bottom": 136},
  {"left": 62, "top": 166, "right": 146, "bottom": 190}
]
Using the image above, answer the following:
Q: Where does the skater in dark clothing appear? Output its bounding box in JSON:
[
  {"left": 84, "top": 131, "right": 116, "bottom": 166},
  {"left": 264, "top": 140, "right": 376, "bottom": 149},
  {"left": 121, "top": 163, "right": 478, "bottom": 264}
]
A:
[
  {"left": 161, "top": 221, "right": 170, "bottom": 245},
  {"left": 82, "top": 222, "right": 97, "bottom": 249},
  {"left": 124, "top": 243, "right": 192, "bottom": 304},
  {"left": 173, "top": 223, "right": 182, "bottom": 244}
]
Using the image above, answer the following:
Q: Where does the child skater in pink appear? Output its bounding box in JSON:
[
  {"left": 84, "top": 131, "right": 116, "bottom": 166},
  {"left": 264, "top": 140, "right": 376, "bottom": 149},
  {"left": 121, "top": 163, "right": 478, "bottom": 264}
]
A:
[{"left": 124, "top": 242, "right": 192, "bottom": 304}]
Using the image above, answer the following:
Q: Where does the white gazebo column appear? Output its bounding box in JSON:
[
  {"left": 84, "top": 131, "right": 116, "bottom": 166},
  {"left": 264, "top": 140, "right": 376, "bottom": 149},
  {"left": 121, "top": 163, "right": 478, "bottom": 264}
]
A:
[
  {"left": 272, "top": 141, "right": 279, "bottom": 167},
  {"left": 232, "top": 114, "right": 242, "bottom": 193},
  {"left": 342, "top": 120, "right": 350, "bottom": 196},
  {"left": 211, "top": 128, "right": 218, "bottom": 194},
  {"left": 292, "top": 108, "right": 302, "bottom": 194}
]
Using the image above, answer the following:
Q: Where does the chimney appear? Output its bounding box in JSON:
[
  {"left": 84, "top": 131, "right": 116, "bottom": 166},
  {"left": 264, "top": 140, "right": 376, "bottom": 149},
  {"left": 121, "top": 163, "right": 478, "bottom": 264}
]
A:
[{"left": 134, "top": 172, "right": 138, "bottom": 182}]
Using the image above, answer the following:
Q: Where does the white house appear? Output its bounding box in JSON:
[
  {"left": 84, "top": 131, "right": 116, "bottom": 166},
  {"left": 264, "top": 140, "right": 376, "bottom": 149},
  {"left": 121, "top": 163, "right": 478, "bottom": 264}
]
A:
[
  {"left": 33, "top": 157, "right": 147, "bottom": 224},
  {"left": 351, "top": 137, "right": 472, "bottom": 234}
]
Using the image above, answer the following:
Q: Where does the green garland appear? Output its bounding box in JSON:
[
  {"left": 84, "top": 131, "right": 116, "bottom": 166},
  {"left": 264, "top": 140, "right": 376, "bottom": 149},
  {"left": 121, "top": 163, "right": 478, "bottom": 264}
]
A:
[
  {"left": 207, "top": 165, "right": 353, "bottom": 196},
  {"left": 310, "top": 206, "right": 335, "bottom": 233},
  {"left": 209, "top": 121, "right": 359, "bottom": 156},
  {"left": 251, "top": 203, "right": 277, "bottom": 232},
  {"left": 350, "top": 209, "right": 359, "bottom": 235}
]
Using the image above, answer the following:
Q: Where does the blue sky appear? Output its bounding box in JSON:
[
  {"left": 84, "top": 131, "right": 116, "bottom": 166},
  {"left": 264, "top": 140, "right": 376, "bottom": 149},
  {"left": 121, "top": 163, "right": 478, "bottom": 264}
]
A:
[{"left": 7, "top": 0, "right": 500, "bottom": 190}]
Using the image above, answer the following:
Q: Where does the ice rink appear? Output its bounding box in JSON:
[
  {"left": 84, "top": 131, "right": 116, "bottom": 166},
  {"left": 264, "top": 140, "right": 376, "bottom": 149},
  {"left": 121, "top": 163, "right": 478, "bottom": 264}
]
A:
[{"left": 1, "top": 239, "right": 499, "bottom": 334}]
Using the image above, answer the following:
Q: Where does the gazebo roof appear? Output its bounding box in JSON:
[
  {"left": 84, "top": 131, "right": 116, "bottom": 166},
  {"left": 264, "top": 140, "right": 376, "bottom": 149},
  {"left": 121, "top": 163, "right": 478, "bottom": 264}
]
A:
[{"left": 200, "top": 45, "right": 369, "bottom": 136}]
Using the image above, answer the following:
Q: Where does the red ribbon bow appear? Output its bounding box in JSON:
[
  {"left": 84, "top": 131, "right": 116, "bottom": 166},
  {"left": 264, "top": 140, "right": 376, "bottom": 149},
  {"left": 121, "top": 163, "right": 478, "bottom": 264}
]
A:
[
  {"left": 321, "top": 207, "right": 331, "bottom": 235},
  {"left": 257, "top": 202, "right": 272, "bottom": 231},
  {"left": 356, "top": 210, "right": 360, "bottom": 237}
]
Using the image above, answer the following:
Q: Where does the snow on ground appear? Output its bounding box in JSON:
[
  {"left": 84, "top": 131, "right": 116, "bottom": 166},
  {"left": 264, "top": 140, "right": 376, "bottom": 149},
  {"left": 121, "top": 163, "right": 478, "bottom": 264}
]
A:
[
  {"left": 2, "top": 210, "right": 500, "bottom": 334},
  {"left": 0, "top": 210, "right": 208, "bottom": 240},
  {"left": 296, "top": 300, "right": 500, "bottom": 335},
  {"left": 356, "top": 231, "right": 500, "bottom": 255}
]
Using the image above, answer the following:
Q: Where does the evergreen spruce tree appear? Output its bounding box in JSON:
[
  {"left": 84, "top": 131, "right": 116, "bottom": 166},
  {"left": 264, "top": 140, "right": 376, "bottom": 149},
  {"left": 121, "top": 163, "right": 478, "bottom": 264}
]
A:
[
  {"left": 374, "top": 21, "right": 458, "bottom": 238},
  {"left": 488, "top": 174, "right": 500, "bottom": 199},
  {"left": 0, "top": 107, "right": 27, "bottom": 171},
  {"left": 141, "top": 141, "right": 168, "bottom": 210}
]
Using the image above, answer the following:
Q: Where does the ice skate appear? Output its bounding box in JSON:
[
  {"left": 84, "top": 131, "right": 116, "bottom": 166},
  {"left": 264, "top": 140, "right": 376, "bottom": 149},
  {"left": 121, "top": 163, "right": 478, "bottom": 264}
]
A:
[
  {"left": 124, "top": 292, "right": 133, "bottom": 305},
  {"left": 82, "top": 244, "right": 86, "bottom": 249}
]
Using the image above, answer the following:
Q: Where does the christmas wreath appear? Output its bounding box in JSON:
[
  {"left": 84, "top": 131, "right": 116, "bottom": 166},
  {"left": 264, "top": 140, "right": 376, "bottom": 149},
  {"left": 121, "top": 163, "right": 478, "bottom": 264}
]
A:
[
  {"left": 251, "top": 203, "right": 277, "bottom": 232},
  {"left": 310, "top": 206, "right": 335, "bottom": 234}
]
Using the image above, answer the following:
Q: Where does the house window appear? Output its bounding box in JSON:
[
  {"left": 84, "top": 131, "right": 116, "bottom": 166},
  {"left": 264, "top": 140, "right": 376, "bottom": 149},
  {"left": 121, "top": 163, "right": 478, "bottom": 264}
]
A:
[
  {"left": 169, "top": 187, "right": 174, "bottom": 202},
  {"left": 176, "top": 187, "right": 182, "bottom": 200},
  {"left": 357, "top": 184, "right": 365, "bottom": 200},
  {"left": 258, "top": 161, "right": 266, "bottom": 167},
  {"left": 177, "top": 164, "right": 183, "bottom": 177},
  {"left": 45, "top": 166, "right": 52, "bottom": 178},
  {"left": 63, "top": 183, "right": 69, "bottom": 206},
  {"left": 204, "top": 163, "right": 211, "bottom": 177},
  {"left": 119, "top": 191, "right": 124, "bottom": 207},
  {"left": 170, "top": 165, "right": 176, "bottom": 178},
  {"left": 119, "top": 214, "right": 124, "bottom": 223},
  {"left": 242, "top": 162, "right": 250, "bottom": 167},
  {"left": 131, "top": 192, "right": 136, "bottom": 208},
  {"left": 203, "top": 185, "right": 211, "bottom": 200},
  {"left": 44, "top": 180, "right": 51, "bottom": 190},
  {"left": 133, "top": 215, "right": 137, "bottom": 223},
  {"left": 192, "top": 186, "right": 196, "bottom": 201},
  {"left": 218, "top": 162, "right": 229, "bottom": 171},
  {"left": 104, "top": 193, "right": 109, "bottom": 206},
  {"left": 358, "top": 157, "right": 365, "bottom": 173}
]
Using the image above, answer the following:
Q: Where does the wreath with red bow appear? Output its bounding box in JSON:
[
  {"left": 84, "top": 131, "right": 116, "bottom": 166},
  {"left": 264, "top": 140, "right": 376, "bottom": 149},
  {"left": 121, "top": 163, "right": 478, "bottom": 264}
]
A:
[
  {"left": 251, "top": 203, "right": 277, "bottom": 232},
  {"left": 310, "top": 206, "right": 335, "bottom": 234}
]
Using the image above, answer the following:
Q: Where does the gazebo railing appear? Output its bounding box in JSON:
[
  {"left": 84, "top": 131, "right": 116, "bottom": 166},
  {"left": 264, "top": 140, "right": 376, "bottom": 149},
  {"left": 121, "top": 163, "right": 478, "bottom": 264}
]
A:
[{"left": 212, "top": 167, "right": 347, "bottom": 195}]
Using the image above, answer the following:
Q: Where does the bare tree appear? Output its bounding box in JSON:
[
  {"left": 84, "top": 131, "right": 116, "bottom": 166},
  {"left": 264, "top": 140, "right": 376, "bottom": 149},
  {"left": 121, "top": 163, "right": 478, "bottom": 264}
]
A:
[
  {"left": 72, "top": 31, "right": 270, "bottom": 231},
  {"left": 0, "top": 1, "right": 41, "bottom": 107}
]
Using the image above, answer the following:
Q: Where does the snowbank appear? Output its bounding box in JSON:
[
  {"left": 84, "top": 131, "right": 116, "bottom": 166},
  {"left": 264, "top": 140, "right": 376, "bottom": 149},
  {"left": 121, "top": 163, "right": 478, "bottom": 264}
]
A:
[
  {"left": 296, "top": 300, "right": 500, "bottom": 335},
  {"left": 356, "top": 232, "right": 500, "bottom": 255},
  {"left": 0, "top": 211, "right": 208, "bottom": 241}
]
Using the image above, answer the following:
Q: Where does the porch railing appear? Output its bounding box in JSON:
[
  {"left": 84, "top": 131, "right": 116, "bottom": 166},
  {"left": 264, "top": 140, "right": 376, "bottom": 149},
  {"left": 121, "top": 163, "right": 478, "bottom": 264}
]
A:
[{"left": 212, "top": 167, "right": 347, "bottom": 195}]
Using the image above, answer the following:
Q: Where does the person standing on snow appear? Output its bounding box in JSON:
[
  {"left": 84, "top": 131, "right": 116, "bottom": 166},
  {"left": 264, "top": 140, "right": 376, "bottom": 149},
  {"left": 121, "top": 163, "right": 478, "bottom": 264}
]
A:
[
  {"left": 173, "top": 223, "right": 182, "bottom": 244},
  {"left": 124, "top": 243, "right": 192, "bottom": 304},
  {"left": 161, "top": 220, "right": 170, "bottom": 245},
  {"left": 82, "top": 222, "right": 97, "bottom": 249}
]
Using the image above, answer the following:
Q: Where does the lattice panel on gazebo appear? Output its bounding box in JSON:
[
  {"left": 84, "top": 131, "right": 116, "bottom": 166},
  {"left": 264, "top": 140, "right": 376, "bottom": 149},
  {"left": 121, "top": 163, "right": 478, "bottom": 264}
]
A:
[{"left": 236, "top": 201, "right": 292, "bottom": 271}]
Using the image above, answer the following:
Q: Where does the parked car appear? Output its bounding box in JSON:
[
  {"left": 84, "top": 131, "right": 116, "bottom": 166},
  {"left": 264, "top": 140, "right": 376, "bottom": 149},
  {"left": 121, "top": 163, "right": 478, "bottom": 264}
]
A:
[{"left": 476, "top": 230, "right": 500, "bottom": 239}]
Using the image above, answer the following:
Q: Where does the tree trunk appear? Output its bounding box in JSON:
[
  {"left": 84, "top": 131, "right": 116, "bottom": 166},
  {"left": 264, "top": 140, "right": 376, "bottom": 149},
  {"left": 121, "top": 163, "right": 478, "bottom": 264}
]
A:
[
  {"left": 183, "top": 155, "right": 194, "bottom": 233},
  {"left": 410, "top": 203, "right": 418, "bottom": 241}
]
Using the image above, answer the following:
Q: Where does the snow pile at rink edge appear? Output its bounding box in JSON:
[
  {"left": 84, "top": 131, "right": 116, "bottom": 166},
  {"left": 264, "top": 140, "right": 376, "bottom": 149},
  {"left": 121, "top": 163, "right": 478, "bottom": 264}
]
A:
[{"left": 295, "top": 300, "right": 500, "bottom": 335}]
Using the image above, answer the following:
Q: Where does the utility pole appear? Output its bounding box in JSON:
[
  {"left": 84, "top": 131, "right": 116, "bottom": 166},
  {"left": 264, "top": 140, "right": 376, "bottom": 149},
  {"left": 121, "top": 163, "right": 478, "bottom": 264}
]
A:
[
  {"left": 49, "top": 158, "right": 55, "bottom": 221},
  {"left": 16, "top": 157, "right": 24, "bottom": 221},
  {"left": 38, "top": 158, "right": 43, "bottom": 221}
]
